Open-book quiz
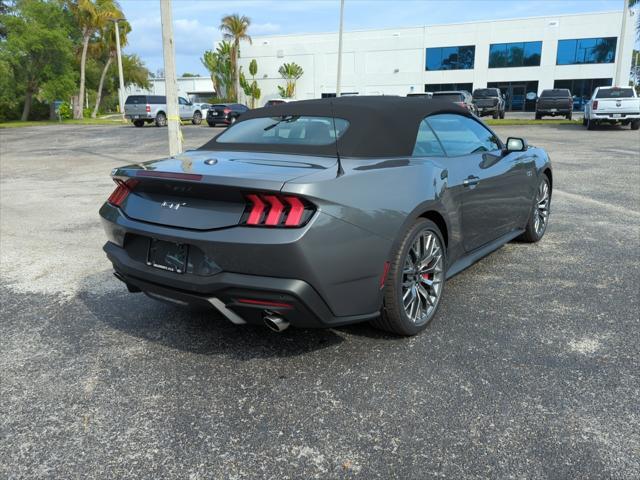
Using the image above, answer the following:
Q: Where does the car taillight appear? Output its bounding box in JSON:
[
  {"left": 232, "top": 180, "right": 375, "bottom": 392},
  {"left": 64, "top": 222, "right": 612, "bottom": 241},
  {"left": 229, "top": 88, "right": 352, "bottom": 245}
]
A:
[
  {"left": 592, "top": 101, "right": 598, "bottom": 110},
  {"left": 145, "top": 104, "right": 151, "bottom": 113},
  {"left": 241, "top": 193, "right": 315, "bottom": 227},
  {"left": 107, "top": 179, "right": 138, "bottom": 207},
  {"left": 223, "top": 108, "right": 231, "bottom": 114}
]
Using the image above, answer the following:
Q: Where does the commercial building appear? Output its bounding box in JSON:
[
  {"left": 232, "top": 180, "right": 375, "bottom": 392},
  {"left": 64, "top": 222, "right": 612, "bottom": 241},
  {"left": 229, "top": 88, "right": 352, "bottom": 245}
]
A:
[{"left": 238, "top": 10, "right": 635, "bottom": 110}]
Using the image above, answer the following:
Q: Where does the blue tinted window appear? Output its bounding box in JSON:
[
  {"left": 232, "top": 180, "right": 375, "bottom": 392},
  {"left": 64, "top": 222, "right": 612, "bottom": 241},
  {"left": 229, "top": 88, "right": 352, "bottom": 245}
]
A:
[
  {"left": 412, "top": 119, "right": 445, "bottom": 157},
  {"left": 556, "top": 37, "right": 616, "bottom": 65},
  {"left": 426, "top": 46, "right": 475, "bottom": 70},
  {"left": 489, "top": 41, "right": 542, "bottom": 68}
]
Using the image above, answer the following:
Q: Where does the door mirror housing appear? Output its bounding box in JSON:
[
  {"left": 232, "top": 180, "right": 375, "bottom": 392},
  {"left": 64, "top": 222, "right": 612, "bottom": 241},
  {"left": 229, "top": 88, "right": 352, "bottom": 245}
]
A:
[{"left": 505, "top": 137, "right": 527, "bottom": 152}]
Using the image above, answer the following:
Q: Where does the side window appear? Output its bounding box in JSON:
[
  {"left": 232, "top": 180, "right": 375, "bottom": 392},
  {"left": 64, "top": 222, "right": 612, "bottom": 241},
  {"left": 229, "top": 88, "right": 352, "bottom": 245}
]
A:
[
  {"left": 426, "top": 114, "right": 501, "bottom": 156},
  {"left": 178, "top": 97, "right": 187, "bottom": 105},
  {"left": 412, "top": 119, "right": 446, "bottom": 156}
]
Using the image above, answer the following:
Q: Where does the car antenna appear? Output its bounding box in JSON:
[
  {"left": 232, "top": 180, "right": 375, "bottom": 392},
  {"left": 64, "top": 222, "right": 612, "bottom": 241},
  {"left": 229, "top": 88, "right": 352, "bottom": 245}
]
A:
[{"left": 329, "top": 100, "right": 344, "bottom": 177}]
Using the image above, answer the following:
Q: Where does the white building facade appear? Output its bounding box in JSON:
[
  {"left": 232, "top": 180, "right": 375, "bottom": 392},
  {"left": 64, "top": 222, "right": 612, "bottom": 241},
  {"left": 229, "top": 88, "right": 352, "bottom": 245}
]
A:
[{"left": 238, "top": 11, "right": 635, "bottom": 111}]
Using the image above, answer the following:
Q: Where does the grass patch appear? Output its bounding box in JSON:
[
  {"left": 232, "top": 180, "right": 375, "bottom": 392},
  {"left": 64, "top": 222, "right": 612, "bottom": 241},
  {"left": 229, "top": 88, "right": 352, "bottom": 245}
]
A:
[
  {"left": 485, "top": 118, "right": 581, "bottom": 126},
  {"left": 0, "top": 118, "right": 125, "bottom": 128}
]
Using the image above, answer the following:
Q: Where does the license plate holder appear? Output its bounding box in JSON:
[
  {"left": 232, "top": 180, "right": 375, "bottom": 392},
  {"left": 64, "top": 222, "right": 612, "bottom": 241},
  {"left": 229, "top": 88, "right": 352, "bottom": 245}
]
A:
[
  {"left": 147, "top": 239, "right": 188, "bottom": 274},
  {"left": 612, "top": 113, "right": 621, "bottom": 118}
]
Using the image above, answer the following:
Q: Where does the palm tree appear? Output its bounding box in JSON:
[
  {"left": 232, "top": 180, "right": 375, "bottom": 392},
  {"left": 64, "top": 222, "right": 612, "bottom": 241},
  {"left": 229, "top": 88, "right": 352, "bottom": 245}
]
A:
[
  {"left": 69, "top": 0, "right": 122, "bottom": 119},
  {"left": 201, "top": 41, "right": 234, "bottom": 99},
  {"left": 219, "top": 14, "right": 251, "bottom": 102},
  {"left": 91, "top": 19, "right": 130, "bottom": 118},
  {"left": 277, "top": 62, "right": 304, "bottom": 98}
]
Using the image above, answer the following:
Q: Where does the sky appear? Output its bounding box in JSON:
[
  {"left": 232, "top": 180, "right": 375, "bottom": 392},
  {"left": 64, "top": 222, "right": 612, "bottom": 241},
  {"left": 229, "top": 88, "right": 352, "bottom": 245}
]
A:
[{"left": 120, "top": 0, "right": 629, "bottom": 76}]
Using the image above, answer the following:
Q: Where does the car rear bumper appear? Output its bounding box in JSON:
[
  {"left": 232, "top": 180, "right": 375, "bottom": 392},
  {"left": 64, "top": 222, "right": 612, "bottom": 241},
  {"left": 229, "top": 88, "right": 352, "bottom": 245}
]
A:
[
  {"left": 99, "top": 202, "right": 388, "bottom": 328},
  {"left": 536, "top": 109, "right": 571, "bottom": 115},
  {"left": 591, "top": 112, "right": 640, "bottom": 120}
]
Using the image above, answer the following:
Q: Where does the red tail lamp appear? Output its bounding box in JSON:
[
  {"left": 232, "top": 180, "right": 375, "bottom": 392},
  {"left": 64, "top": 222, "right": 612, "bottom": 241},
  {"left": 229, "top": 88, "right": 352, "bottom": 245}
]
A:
[{"left": 242, "top": 193, "right": 314, "bottom": 228}]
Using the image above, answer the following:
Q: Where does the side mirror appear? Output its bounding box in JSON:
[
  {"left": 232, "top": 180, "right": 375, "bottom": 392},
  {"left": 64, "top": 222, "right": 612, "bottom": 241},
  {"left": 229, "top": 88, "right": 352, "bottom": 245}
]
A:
[{"left": 505, "top": 137, "right": 527, "bottom": 152}]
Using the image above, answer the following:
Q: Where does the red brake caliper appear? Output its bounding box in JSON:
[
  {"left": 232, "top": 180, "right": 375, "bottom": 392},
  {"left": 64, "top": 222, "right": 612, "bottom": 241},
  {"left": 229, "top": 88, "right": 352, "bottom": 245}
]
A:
[{"left": 422, "top": 273, "right": 432, "bottom": 280}]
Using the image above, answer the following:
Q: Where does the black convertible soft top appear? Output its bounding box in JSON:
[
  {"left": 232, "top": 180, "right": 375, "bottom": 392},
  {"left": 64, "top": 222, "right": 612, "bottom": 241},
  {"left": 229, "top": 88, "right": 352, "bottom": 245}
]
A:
[{"left": 198, "top": 96, "right": 472, "bottom": 158}]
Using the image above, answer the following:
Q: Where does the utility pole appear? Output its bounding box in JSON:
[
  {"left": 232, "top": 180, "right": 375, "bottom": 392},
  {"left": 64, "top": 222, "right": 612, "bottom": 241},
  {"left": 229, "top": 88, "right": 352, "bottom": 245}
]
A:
[
  {"left": 336, "top": 0, "right": 345, "bottom": 97},
  {"left": 160, "top": 0, "right": 182, "bottom": 156},
  {"left": 113, "top": 19, "right": 126, "bottom": 122},
  {"left": 614, "top": 0, "right": 630, "bottom": 86}
]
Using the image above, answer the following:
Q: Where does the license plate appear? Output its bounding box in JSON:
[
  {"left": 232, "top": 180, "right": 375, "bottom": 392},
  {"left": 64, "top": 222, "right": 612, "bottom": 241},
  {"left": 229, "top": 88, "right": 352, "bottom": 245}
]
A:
[
  {"left": 133, "top": 115, "right": 140, "bottom": 119},
  {"left": 612, "top": 114, "right": 621, "bottom": 118},
  {"left": 214, "top": 111, "right": 221, "bottom": 116},
  {"left": 550, "top": 108, "right": 557, "bottom": 112},
  {"left": 147, "top": 239, "right": 188, "bottom": 274}
]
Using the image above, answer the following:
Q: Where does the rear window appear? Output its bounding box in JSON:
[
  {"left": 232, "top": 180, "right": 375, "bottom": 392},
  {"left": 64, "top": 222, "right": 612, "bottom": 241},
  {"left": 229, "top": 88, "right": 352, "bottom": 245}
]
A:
[
  {"left": 540, "top": 89, "right": 571, "bottom": 98},
  {"left": 433, "top": 93, "right": 464, "bottom": 102},
  {"left": 216, "top": 116, "right": 349, "bottom": 146},
  {"left": 212, "top": 104, "right": 228, "bottom": 108},
  {"left": 473, "top": 89, "right": 498, "bottom": 98},
  {"left": 595, "top": 88, "right": 634, "bottom": 99},
  {"left": 125, "top": 96, "right": 146, "bottom": 105}
]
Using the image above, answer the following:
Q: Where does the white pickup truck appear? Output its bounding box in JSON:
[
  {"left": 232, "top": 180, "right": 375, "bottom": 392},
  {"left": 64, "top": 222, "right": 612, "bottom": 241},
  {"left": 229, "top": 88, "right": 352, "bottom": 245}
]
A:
[{"left": 583, "top": 86, "right": 640, "bottom": 130}]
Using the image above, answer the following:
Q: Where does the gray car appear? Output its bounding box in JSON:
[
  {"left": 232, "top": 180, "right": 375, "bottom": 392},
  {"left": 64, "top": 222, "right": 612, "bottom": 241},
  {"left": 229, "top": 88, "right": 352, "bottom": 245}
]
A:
[
  {"left": 100, "top": 97, "right": 552, "bottom": 335},
  {"left": 124, "top": 95, "right": 205, "bottom": 127}
]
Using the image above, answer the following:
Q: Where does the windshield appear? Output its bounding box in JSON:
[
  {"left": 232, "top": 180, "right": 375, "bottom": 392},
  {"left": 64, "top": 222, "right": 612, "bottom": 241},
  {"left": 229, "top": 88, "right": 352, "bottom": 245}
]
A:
[
  {"left": 433, "top": 93, "right": 464, "bottom": 102},
  {"left": 473, "top": 89, "right": 498, "bottom": 98},
  {"left": 595, "top": 88, "right": 634, "bottom": 99},
  {"left": 216, "top": 116, "right": 350, "bottom": 146},
  {"left": 540, "top": 89, "right": 570, "bottom": 98}
]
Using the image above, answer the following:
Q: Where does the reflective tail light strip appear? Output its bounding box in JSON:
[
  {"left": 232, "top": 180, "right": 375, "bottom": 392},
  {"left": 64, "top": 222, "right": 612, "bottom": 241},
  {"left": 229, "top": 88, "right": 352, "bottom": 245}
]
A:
[
  {"left": 264, "top": 195, "right": 284, "bottom": 226},
  {"left": 284, "top": 196, "right": 304, "bottom": 226},
  {"left": 107, "top": 179, "right": 138, "bottom": 207},
  {"left": 246, "top": 194, "right": 265, "bottom": 225}
]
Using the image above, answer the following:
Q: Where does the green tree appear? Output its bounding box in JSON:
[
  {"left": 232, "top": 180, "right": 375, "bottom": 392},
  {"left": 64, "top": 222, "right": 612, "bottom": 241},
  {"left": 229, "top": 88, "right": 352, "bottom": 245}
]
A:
[
  {"left": 91, "top": 19, "right": 130, "bottom": 117},
  {"left": 68, "top": 0, "right": 122, "bottom": 119},
  {"left": 181, "top": 72, "right": 198, "bottom": 77},
  {"left": 219, "top": 13, "right": 251, "bottom": 102},
  {"left": 2, "top": 0, "right": 76, "bottom": 120},
  {"left": 277, "top": 62, "right": 304, "bottom": 99},
  {"left": 239, "top": 59, "right": 260, "bottom": 107},
  {"left": 201, "top": 41, "right": 234, "bottom": 99}
]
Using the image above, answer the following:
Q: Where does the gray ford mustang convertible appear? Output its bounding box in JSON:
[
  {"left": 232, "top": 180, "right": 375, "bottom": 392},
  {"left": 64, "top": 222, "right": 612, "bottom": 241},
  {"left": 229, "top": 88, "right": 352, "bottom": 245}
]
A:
[{"left": 100, "top": 96, "right": 552, "bottom": 335}]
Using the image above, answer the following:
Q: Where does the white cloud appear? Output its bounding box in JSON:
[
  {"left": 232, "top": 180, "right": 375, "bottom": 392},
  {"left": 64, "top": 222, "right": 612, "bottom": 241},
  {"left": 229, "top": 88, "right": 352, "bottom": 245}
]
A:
[{"left": 250, "top": 22, "right": 281, "bottom": 35}]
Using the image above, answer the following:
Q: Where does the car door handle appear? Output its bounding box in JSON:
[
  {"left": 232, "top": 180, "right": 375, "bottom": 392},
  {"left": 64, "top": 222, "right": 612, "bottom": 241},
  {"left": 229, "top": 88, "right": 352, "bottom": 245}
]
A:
[{"left": 463, "top": 175, "right": 480, "bottom": 187}]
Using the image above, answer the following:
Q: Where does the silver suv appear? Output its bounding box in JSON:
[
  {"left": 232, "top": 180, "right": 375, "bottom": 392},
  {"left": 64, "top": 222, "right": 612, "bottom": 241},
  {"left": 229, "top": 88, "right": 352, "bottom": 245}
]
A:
[{"left": 124, "top": 95, "right": 204, "bottom": 127}]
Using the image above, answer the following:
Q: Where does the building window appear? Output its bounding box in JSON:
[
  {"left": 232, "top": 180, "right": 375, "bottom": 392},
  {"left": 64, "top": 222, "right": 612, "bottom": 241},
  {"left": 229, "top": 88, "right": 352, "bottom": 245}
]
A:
[
  {"left": 487, "top": 81, "right": 539, "bottom": 111},
  {"left": 425, "top": 83, "right": 473, "bottom": 93},
  {"left": 553, "top": 78, "right": 613, "bottom": 111},
  {"left": 556, "top": 37, "right": 616, "bottom": 65},
  {"left": 488, "top": 41, "right": 542, "bottom": 68},
  {"left": 426, "top": 46, "right": 475, "bottom": 71}
]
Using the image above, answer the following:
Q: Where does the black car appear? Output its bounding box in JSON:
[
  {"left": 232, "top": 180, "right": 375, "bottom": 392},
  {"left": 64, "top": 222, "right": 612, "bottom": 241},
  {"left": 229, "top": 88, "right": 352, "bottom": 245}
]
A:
[
  {"left": 206, "top": 103, "right": 248, "bottom": 127},
  {"left": 101, "top": 97, "right": 552, "bottom": 336},
  {"left": 536, "top": 89, "right": 573, "bottom": 120},
  {"left": 432, "top": 91, "right": 477, "bottom": 115},
  {"left": 472, "top": 88, "right": 505, "bottom": 119}
]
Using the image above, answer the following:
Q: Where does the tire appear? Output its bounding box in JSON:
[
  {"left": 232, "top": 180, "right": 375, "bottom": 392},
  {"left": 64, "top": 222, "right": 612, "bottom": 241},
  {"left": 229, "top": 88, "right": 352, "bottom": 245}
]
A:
[
  {"left": 500, "top": 111, "right": 505, "bottom": 119},
  {"left": 587, "top": 118, "right": 596, "bottom": 130},
  {"left": 207, "top": 121, "right": 216, "bottom": 127},
  {"left": 535, "top": 113, "right": 541, "bottom": 120},
  {"left": 371, "top": 218, "right": 446, "bottom": 336},
  {"left": 229, "top": 116, "right": 237, "bottom": 125},
  {"left": 133, "top": 120, "right": 144, "bottom": 128},
  {"left": 492, "top": 111, "right": 499, "bottom": 119},
  {"left": 518, "top": 174, "right": 551, "bottom": 243},
  {"left": 566, "top": 113, "right": 572, "bottom": 121},
  {"left": 582, "top": 116, "right": 587, "bottom": 126},
  {"left": 192, "top": 111, "right": 202, "bottom": 125},
  {"left": 631, "top": 120, "right": 640, "bottom": 130},
  {"left": 155, "top": 112, "right": 167, "bottom": 127}
]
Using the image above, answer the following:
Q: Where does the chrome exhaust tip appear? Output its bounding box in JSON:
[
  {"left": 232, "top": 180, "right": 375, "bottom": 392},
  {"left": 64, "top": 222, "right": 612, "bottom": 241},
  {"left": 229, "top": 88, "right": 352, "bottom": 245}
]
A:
[{"left": 263, "top": 314, "right": 290, "bottom": 332}]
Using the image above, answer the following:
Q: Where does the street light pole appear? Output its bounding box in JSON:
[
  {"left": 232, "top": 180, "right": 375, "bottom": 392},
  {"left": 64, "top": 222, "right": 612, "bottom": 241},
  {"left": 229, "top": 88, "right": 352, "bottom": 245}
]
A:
[
  {"left": 614, "top": 0, "right": 630, "bottom": 86},
  {"left": 113, "top": 19, "right": 126, "bottom": 122},
  {"left": 159, "top": 0, "right": 183, "bottom": 156},
  {"left": 336, "top": 0, "right": 345, "bottom": 97}
]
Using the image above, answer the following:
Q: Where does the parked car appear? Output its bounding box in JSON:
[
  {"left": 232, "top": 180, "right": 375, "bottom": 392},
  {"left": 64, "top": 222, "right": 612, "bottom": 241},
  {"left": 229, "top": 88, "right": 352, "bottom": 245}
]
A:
[
  {"left": 264, "top": 99, "right": 292, "bottom": 107},
  {"left": 124, "top": 95, "right": 204, "bottom": 127},
  {"left": 432, "top": 91, "right": 477, "bottom": 115},
  {"left": 100, "top": 96, "right": 552, "bottom": 336},
  {"left": 535, "top": 89, "right": 573, "bottom": 120},
  {"left": 407, "top": 92, "right": 433, "bottom": 98},
  {"left": 206, "top": 103, "right": 248, "bottom": 127},
  {"left": 472, "top": 88, "right": 505, "bottom": 119},
  {"left": 583, "top": 86, "right": 640, "bottom": 130}
]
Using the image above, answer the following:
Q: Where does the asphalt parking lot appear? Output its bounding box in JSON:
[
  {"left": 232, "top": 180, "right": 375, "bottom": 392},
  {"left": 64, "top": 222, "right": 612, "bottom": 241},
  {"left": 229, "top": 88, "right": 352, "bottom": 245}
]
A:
[{"left": 1, "top": 122, "right": 639, "bottom": 479}]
